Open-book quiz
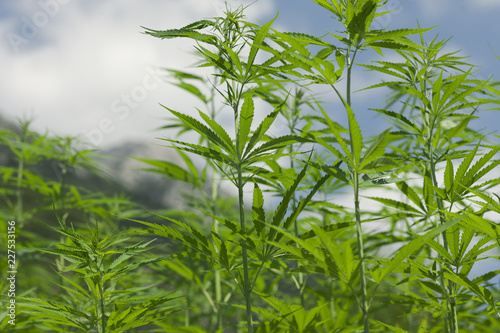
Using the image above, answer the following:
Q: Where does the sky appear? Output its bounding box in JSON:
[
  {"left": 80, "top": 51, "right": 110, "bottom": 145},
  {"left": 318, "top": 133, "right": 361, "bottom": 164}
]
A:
[
  {"left": 0, "top": 0, "right": 499, "bottom": 280},
  {"left": 1, "top": 0, "right": 499, "bottom": 150}
]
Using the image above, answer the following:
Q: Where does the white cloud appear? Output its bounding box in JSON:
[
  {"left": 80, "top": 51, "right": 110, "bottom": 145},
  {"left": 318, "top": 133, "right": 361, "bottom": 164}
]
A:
[
  {"left": 0, "top": 0, "right": 276, "bottom": 148},
  {"left": 416, "top": 0, "right": 454, "bottom": 19}
]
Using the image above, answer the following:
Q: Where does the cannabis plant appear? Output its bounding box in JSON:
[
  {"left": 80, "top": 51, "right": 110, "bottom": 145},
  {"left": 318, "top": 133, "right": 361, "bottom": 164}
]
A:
[
  {"left": 19, "top": 215, "right": 179, "bottom": 332},
  {"left": 2, "top": 1, "right": 499, "bottom": 332}
]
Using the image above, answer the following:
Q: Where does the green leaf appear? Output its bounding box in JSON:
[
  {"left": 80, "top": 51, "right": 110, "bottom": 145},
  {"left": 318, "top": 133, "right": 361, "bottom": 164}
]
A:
[
  {"left": 316, "top": 103, "right": 352, "bottom": 165},
  {"left": 396, "top": 181, "right": 425, "bottom": 212},
  {"left": 161, "top": 138, "right": 235, "bottom": 168},
  {"left": 335, "top": 49, "right": 345, "bottom": 74},
  {"left": 375, "top": 321, "right": 409, "bottom": 333},
  {"left": 244, "top": 109, "right": 280, "bottom": 157},
  {"left": 247, "top": 14, "right": 277, "bottom": 69},
  {"left": 367, "top": 197, "right": 422, "bottom": 214},
  {"left": 220, "top": 40, "right": 244, "bottom": 74},
  {"left": 212, "top": 230, "right": 230, "bottom": 268},
  {"left": 171, "top": 81, "right": 208, "bottom": 104},
  {"left": 452, "top": 143, "right": 500, "bottom": 201},
  {"left": 452, "top": 143, "right": 479, "bottom": 200},
  {"left": 459, "top": 213, "right": 500, "bottom": 240},
  {"left": 280, "top": 174, "right": 330, "bottom": 238},
  {"left": 311, "top": 224, "right": 355, "bottom": 283},
  {"left": 426, "top": 238, "right": 453, "bottom": 264},
  {"left": 460, "top": 146, "right": 500, "bottom": 193},
  {"left": 360, "top": 129, "right": 390, "bottom": 169},
  {"left": 307, "top": 160, "right": 349, "bottom": 184},
  {"left": 315, "top": 46, "right": 335, "bottom": 60},
  {"left": 311, "top": 0, "right": 341, "bottom": 16},
  {"left": 238, "top": 94, "right": 255, "bottom": 154},
  {"left": 142, "top": 26, "right": 217, "bottom": 45},
  {"left": 365, "top": 28, "right": 432, "bottom": 43},
  {"left": 297, "top": 222, "right": 355, "bottom": 242},
  {"left": 130, "top": 216, "right": 216, "bottom": 261},
  {"left": 423, "top": 170, "right": 436, "bottom": 214},
  {"left": 107, "top": 295, "right": 179, "bottom": 331},
  {"left": 313, "top": 136, "right": 350, "bottom": 167},
  {"left": 361, "top": 64, "right": 408, "bottom": 81},
  {"left": 197, "top": 109, "right": 236, "bottom": 156},
  {"left": 135, "top": 157, "right": 199, "bottom": 187},
  {"left": 347, "top": 0, "right": 377, "bottom": 45},
  {"left": 282, "top": 32, "right": 331, "bottom": 46},
  {"left": 246, "top": 135, "right": 311, "bottom": 164},
  {"left": 440, "top": 74, "right": 488, "bottom": 115},
  {"left": 346, "top": 104, "right": 363, "bottom": 169},
  {"left": 443, "top": 270, "right": 494, "bottom": 306},
  {"left": 372, "top": 217, "right": 461, "bottom": 284},
  {"left": 252, "top": 183, "right": 266, "bottom": 237},
  {"left": 446, "top": 224, "right": 460, "bottom": 260},
  {"left": 163, "top": 105, "right": 234, "bottom": 155},
  {"left": 208, "top": 214, "right": 240, "bottom": 235},
  {"left": 444, "top": 158, "right": 454, "bottom": 195},
  {"left": 267, "top": 164, "right": 308, "bottom": 243}
]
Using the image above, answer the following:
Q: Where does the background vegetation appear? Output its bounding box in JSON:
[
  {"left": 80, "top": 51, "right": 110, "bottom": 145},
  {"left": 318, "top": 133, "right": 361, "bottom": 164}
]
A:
[{"left": 1, "top": 1, "right": 499, "bottom": 332}]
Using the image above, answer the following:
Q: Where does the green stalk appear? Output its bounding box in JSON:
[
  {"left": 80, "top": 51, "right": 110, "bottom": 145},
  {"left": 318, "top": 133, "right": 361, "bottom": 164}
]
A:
[
  {"left": 236, "top": 164, "right": 253, "bottom": 332},
  {"left": 231, "top": 77, "right": 253, "bottom": 332},
  {"left": 98, "top": 279, "right": 106, "bottom": 333},
  {"left": 421, "top": 59, "right": 457, "bottom": 330},
  {"left": 427, "top": 133, "right": 458, "bottom": 333},
  {"left": 353, "top": 171, "right": 370, "bottom": 333},
  {"left": 412, "top": 66, "right": 453, "bottom": 332},
  {"left": 94, "top": 254, "right": 106, "bottom": 333},
  {"left": 346, "top": 45, "right": 370, "bottom": 333}
]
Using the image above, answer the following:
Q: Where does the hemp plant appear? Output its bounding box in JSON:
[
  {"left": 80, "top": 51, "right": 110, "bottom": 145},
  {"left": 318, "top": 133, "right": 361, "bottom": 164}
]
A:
[
  {"left": 362, "top": 30, "right": 500, "bottom": 332},
  {"left": 261, "top": 1, "right": 433, "bottom": 331},
  {"left": 20, "top": 214, "right": 178, "bottom": 333},
  {"left": 1, "top": 1, "right": 499, "bottom": 332},
  {"left": 135, "top": 6, "right": 331, "bottom": 332},
  {"left": 0, "top": 119, "right": 149, "bottom": 331},
  {"left": 133, "top": 1, "right": 500, "bottom": 331}
]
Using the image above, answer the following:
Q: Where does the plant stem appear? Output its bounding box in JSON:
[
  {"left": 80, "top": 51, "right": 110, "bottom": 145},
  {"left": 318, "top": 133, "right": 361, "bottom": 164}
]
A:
[
  {"left": 345, "top": 44, "right": 369, "bottom": 332},
  {"left": 237, "top": 164, "right": 253, "bottom": 332},
  {"left": 346, "top": 47, "right": 358, "bottom": 107},
  {"left": 96, "top": 275, "right": 106, "bottom": 333},
  {"left": 231, "top": 75, "right": 253, "bottom": 331},
  {"left": 353, "top": 171, "right": 370, "bottom": 333},
  {"left": 428, "top": 141, "right": 458, "bottom": 333},
  {"left": 289, "top": 141, "right": 305, "bottom": 307}
]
